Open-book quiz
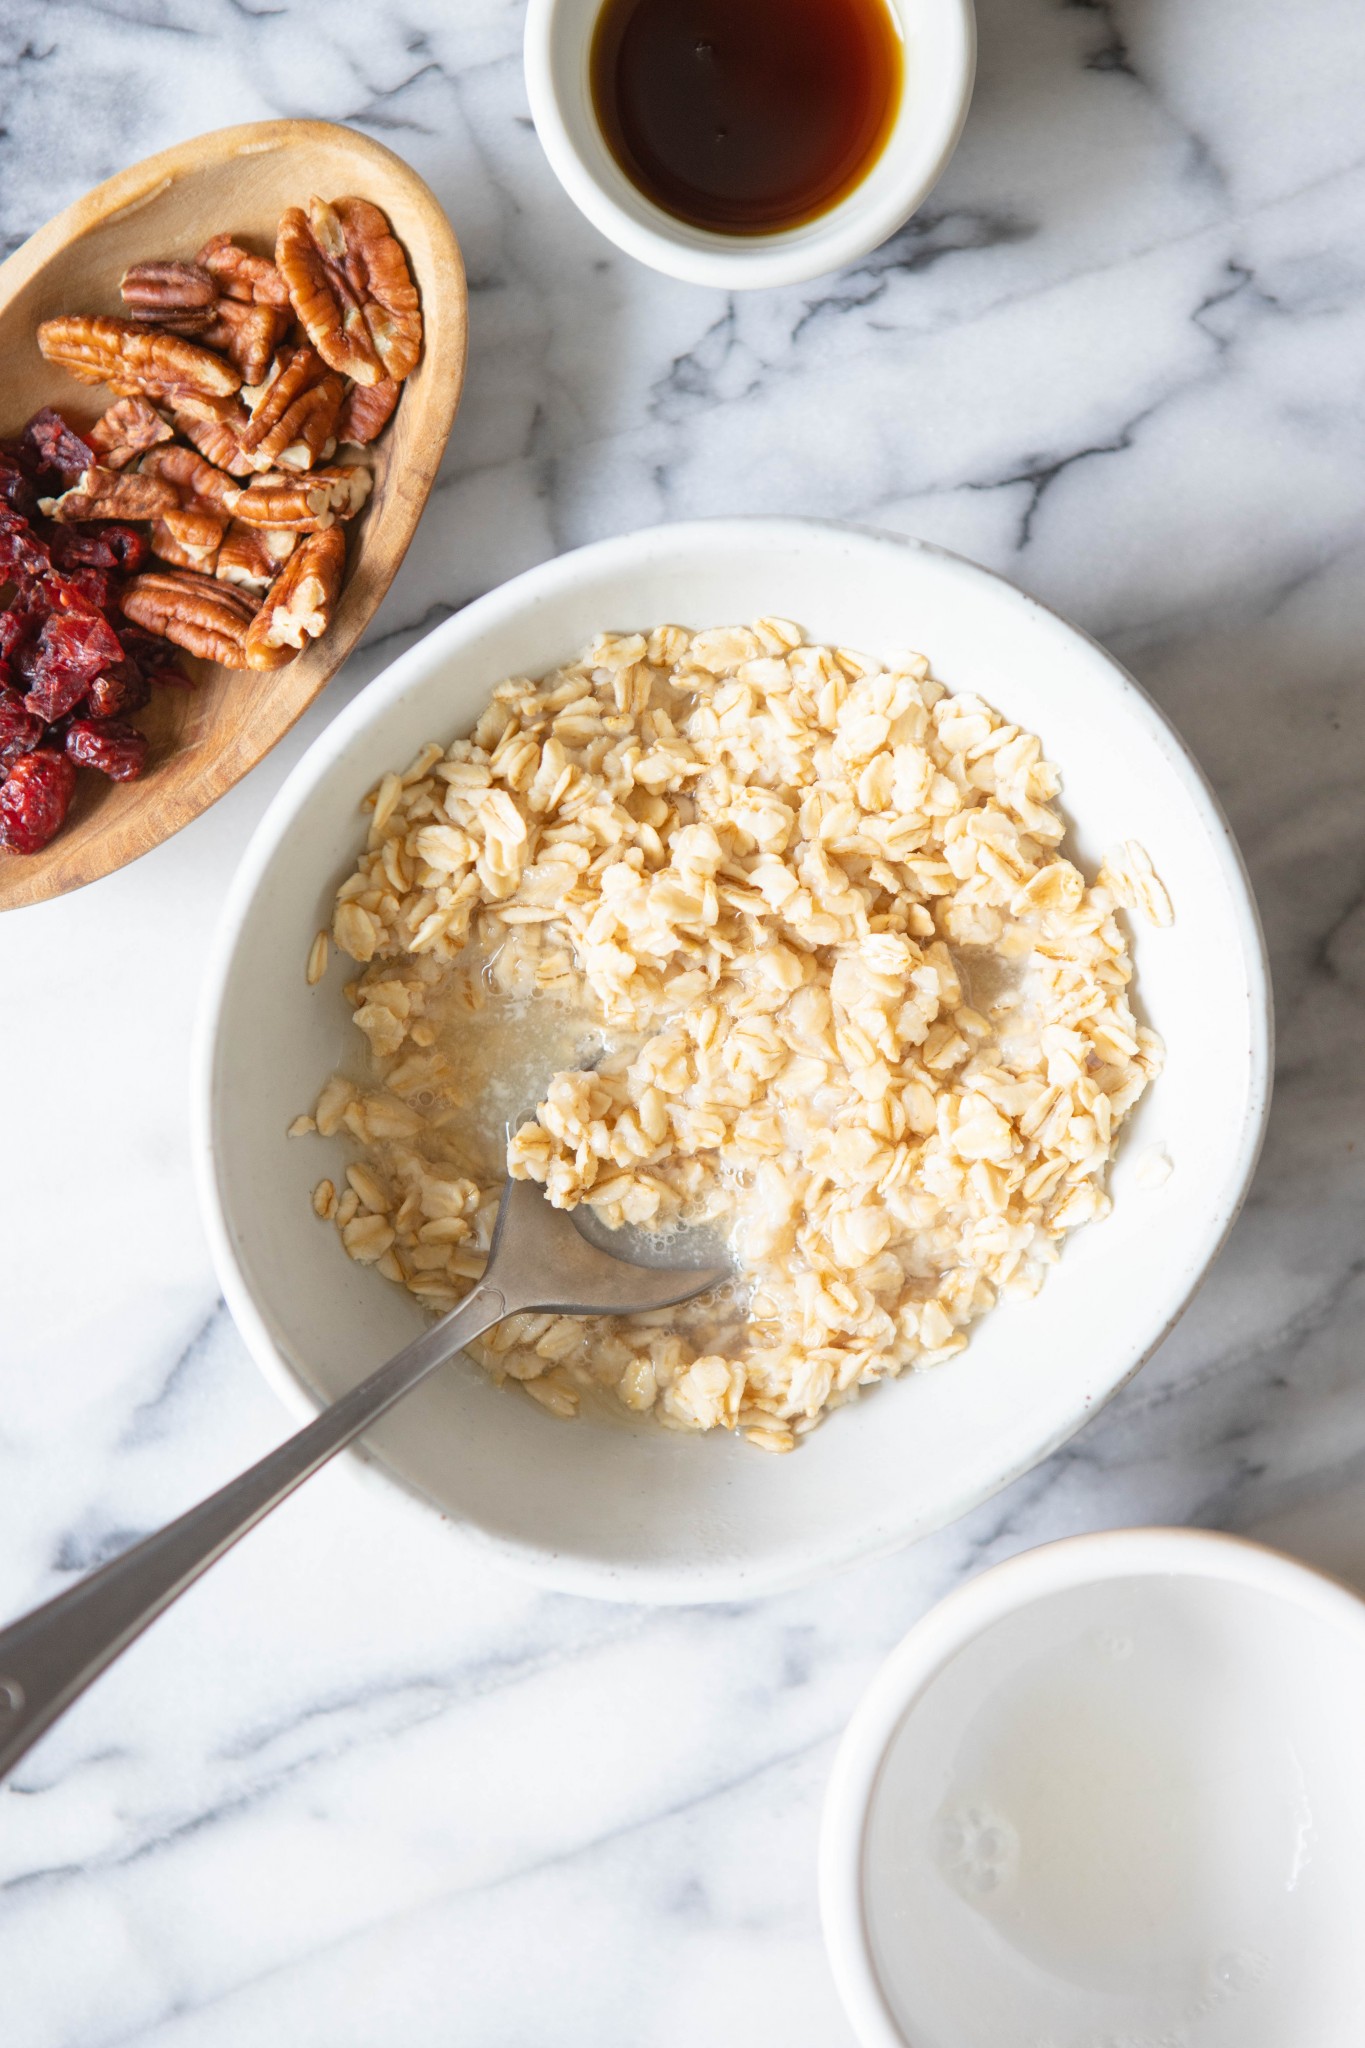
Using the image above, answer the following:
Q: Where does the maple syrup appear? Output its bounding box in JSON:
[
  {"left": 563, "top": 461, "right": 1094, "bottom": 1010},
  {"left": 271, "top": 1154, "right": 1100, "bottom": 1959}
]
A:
[{"left": 590, "top": 0, "right": 903, "bottom": 237}]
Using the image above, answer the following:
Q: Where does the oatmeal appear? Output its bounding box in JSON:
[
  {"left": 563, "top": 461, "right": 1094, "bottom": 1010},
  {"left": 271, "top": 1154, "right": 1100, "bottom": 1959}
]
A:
[{"left": 302, "top": 620, "right": 1165, "bottom": 1450}]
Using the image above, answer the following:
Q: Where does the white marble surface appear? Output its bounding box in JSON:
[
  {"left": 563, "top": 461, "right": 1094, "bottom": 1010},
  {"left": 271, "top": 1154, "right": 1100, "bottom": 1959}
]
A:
[{"left": 4, "top": 1, "right": 1365, "bottom": 2041}]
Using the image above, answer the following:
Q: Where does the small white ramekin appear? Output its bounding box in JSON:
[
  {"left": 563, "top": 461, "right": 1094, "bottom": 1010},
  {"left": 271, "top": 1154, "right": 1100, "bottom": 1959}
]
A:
[
  {"left": 820, "top": 1528, "right": 1365, "bottom": 2047},
  {"left": 523, "top": 0, "right": 977, "bottom": 289}
]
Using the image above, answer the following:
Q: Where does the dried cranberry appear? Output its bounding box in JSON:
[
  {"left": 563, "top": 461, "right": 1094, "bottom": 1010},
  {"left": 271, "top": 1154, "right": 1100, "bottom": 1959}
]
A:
[
  {"left": 48, "top": 525, "right": 109, "bottom": 569},
  {"left": 0, "top": 509, "right": 52, "bottom": 584},
  {"left": 21, "top": 408, "right": 94, "bottom": 486},
  {"left": 46, "top": 601, "right": 121, "bottom": 671},
  {"left": 86, "top": 661, "right": 150, "bottom": 718},
  {"left": 117, "top": 622, "right": 188, "bottom": 688},
  {"left": 20, "top": 607, "right": 125, "bottom": 721},
  {"left": 48, "top": 522, "right": 148, "bottom": 574},
  {"left": 24, "top": 670, "right": 89, "bottom": 723},
  {"left": 0, "top": 452, "right": 35, "bottom": 516},
  {"left": 0, "top": 685, "right": 44, "bottom": 766},
  {"left": 0, "top": 434, "right": 38, "bottom": 475},
  {"left": 64, "top": 716, "right": 148, "bottom": 782},
  {"left": 104, "top": 525, "right": 149, "bottom": 573},
  {"left": 0, "top": 747, "right": 76, "bottom": 853},
  {"left": 53, "top": 564, "right": 116, "bottom": 612},
  {"left": 0, "top": 584, "right": 51, "bottom": 663},
  {"left": 0, "top": 611, "right": 30, "bottom": 665}
]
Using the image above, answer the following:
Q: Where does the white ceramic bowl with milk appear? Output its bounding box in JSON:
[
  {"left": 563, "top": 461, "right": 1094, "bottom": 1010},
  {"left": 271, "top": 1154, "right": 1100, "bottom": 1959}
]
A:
[
  {"left": 195, "top": 519, "right": 1269, "bottom": 1603},
  {"left": 821, "top": 1528, "right": 1365, "bottom": 2045}
]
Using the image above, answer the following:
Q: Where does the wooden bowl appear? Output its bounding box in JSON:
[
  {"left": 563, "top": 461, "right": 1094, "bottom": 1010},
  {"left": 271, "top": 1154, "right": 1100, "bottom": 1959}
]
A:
[{"left": 0, "top": 119, "right": 467, "bottom": 910}]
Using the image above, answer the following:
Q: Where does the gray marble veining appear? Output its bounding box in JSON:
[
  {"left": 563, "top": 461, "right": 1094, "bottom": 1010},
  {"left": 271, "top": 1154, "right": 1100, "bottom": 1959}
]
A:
[{"left": 3, "top": 1, "right": 1365, "bottom": 2041}]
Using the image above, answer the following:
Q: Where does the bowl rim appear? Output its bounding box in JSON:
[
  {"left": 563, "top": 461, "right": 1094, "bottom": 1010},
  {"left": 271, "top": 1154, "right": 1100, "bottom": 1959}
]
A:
[
  {"left": 818, "top": 1526, "right": 1365, "bottom": 2048},
  {"left": 522, "top": 0, "right": 978, "bottom": 288},
  {"left": 193, "top": 516, "right": 1274, "bottom": 1604}
]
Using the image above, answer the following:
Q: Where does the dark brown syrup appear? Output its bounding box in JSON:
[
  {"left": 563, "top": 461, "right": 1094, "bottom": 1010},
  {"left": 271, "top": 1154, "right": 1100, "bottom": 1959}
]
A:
[{"left": 590, "top": 0, "right": 903, "bottom": 237}]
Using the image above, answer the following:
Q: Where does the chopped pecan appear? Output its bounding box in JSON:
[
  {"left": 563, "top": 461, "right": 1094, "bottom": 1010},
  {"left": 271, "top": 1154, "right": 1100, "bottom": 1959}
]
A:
[
  {"left": 38, "top": 315, "right": 241, "bottom": 400},
  {"left": 197, "top": 233, "right": 292, "bottom": 308},
  {"left": 202, "top": 299, "right": 292, "bottom": 386},
  {"left": 169, "top": 396, "right": 267, "bottom": 478},
  {"left": 306, "top": 462, "right": 372, "bottom": 518},
  {"left": 229, "top": 474, "right": 335, "bottom": 532},
  {"left": 239, "top": 345, "right": 317, "bottom": 443},
  {"left": 244, "top": 525, "right": 346, "bottom": 668},
  {"left": 232, "top": 462, "right": 370, "bottom": 531},
  {"left": 337, "top": 376, "right": 399, "bottom": 446},
  {"left": 282, "top": 430, "right": 337, "bottom": 473},
  {"left": 151, "top": 506, "right": 229, "bottom": 574},
  {"left": 240, "top": 345, "right": 345, "bottom": 469},
  {"left": 121, "top": 568, "right": 257, "bottom": 668},
  {"left": 86, "top": 396, "right": 174, "bottom": 470},
  {"left": 215, "top": 519, "right": 297, "bottom": 592},
  {"left": 120, "top": 260, "right": 219, "bottom": 334},
  {"left": 139, "top": 443, "right": 242, "bottom": 516},
  {"left": 39, "top": 465, "right": 179, "bottom": 523},
  {"left": 169, "top": 388, "right": 249, "bottom": 426},
  {"left": 276, "top": 196, "right": 421, "bottom": 386}
]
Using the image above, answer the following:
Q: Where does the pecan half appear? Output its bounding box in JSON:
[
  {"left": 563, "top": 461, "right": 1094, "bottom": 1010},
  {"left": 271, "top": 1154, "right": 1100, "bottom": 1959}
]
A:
[
  {"left": 337, "top": 376, "right": 399, "bottom": 446},
  {"left": 244, "top": 525, "right": 346, "bottom": 669},
  {"left": 202, "top": 299, "right": 292, "bottom": 386},
  {"left": 86, "top": 395, "right": 174, "bottom": 470},
  {"left": 120, "top": 260, "right": 218, "bottom": 335},
  {"left": 240, "top": 345, "right": 345, "bottom": 469},
  {"left": 276, "top": 196, "right": 421, "bottom": 386},
  {"left": 150, "top": 506, "right": 229, "bottom": 574},
  {"left": 121, "top": 568, "right": 257, "bottom": 668},
  {"left": 215, "top": 519, "right": 297, "bottom": 592},
  {"left": 38, "top": 316, "right": 241, "bottom": 400},
  {"left": 140, "top": 443, "right": 243, "bottom": 516},
  {"left": 197, "top": 233, "right": 292, "bottom": 308},
  {"left": 39, "top": 465, "right": 179, "bottom": 523}
]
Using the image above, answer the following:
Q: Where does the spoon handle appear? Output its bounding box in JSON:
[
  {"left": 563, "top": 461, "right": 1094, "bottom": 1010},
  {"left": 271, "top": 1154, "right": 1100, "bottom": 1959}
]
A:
[{"left": 0, "top": 1279, "right": 508, "bottom": 1783}]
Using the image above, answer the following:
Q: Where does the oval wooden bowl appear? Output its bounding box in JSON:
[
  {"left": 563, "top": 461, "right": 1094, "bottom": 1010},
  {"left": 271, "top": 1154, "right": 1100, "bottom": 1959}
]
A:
[{"left": 0, "top": 119, "right": 467, "bottom": 911}]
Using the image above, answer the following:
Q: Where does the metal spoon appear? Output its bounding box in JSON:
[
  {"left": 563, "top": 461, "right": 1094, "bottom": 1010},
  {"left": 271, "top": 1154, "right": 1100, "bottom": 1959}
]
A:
[{"left": 0, "top": 1178, "right": 728, "bottom": 1781}]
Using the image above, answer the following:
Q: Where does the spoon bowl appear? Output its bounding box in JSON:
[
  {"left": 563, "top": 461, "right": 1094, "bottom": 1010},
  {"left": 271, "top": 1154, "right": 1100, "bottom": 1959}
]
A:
[{"left": 0, "top": 118, "right": 467, "bottom": 911}]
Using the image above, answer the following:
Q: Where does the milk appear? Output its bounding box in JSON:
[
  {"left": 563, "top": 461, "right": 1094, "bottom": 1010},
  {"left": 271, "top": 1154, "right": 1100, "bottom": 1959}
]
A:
[{"left": 865, "top": 1575, "right": 1365, "bottom": 2046}]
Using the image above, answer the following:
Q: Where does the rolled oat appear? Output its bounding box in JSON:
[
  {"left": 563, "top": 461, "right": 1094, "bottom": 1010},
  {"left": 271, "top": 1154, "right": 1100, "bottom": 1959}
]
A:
[{"left": 303, "top": 622, "right": 1166, "bottom": 1444}]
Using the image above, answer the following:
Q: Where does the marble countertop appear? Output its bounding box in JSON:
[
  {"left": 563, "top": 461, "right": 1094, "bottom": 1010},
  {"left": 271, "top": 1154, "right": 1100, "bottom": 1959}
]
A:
[{"left": 4, "top": 1, "right": 1365, "bottom": 2041}]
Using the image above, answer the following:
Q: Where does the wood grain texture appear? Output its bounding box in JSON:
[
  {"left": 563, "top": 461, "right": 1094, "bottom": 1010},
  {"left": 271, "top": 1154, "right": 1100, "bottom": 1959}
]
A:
[{"left": 0, "top": 120, "right": 467, "bottom": 911}]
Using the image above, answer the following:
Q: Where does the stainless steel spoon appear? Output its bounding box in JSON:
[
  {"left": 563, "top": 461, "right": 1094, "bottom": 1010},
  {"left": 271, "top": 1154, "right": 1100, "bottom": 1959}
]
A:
[{"left": 0, "top": 1178, "right": 728, "bottom": 1781}]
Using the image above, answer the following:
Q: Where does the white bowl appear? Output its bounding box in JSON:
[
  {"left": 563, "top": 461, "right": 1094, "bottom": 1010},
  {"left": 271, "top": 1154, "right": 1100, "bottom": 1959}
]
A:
[
  {"left": 523, "top": 0, "right": 977, "bottom": 288},
  {"left": 820, "top": 1529, "right": 1365, "bottom": 2046},
  {"left": 194, "top": 518, "right": 1270, "bottom": 1605}
]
